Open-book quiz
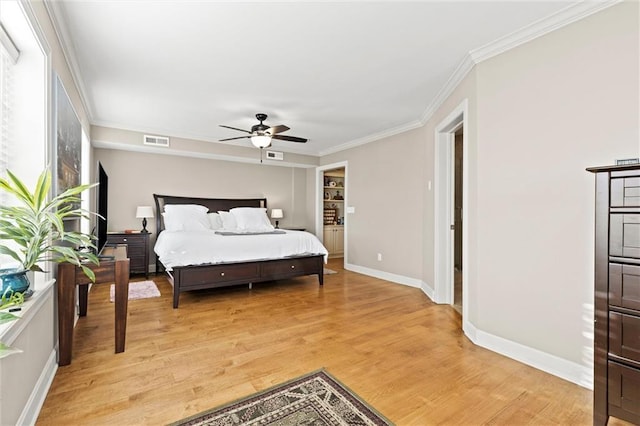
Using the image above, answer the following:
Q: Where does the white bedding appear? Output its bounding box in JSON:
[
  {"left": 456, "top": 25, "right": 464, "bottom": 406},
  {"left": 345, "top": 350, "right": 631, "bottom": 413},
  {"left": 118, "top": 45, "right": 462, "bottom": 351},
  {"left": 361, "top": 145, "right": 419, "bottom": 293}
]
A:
[{"left": 154, "top": 229, "right": 328, "bottom": 270}]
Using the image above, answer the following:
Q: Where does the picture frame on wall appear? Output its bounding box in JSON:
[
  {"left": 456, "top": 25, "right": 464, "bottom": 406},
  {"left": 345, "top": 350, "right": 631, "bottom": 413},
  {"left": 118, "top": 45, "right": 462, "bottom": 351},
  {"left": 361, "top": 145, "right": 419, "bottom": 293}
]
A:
[{"left": 53, "top": 74, "right": 81, "bottom": 199}]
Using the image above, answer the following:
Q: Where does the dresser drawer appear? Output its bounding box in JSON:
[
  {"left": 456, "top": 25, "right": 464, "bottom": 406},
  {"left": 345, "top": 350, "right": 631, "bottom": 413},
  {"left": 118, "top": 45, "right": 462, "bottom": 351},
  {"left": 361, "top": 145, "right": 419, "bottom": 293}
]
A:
[
  {"left": 610, "top": 311, "right": 640, "bottom": 363},
  {"left": 106, "top": 234, "right": 146, "bottom": 248},
  {"left": 610, "top": 263, "right": 640, "bottom": 310},
  {"left": 608, "top": 361, "right": 640, "bottom": 423},
  {"left": 610, "top": 214, "right": 640, "bottom": 259},
  {"left": 612, "top": 176, "right": 640, "bottom": 207},
  {"left": 128, "top": 256, "right": 147, "bottom": 273}
]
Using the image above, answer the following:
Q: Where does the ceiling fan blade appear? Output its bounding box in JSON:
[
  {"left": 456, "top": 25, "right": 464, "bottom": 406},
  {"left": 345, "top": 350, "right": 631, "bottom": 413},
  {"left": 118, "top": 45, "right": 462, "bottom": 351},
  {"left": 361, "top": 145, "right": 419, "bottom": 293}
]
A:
[
  {"left": 219, "top": 135, "right": 251, "bottom": 142},
  {"left": 272, "top": 134, "right": 307, "bottom": 143},
  {"left": 268, "top": 125, "right": 290, "bottom": 134},
  {"left": 219, "top": 125, "right": 251, "bottom": 134}
]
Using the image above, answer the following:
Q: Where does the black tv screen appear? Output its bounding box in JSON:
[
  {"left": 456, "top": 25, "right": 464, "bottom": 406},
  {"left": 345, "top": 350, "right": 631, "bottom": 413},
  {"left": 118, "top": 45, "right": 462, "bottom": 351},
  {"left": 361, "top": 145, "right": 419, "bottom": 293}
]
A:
[{"left": 96, "top": 161, "right": 108, "bottom": 254}]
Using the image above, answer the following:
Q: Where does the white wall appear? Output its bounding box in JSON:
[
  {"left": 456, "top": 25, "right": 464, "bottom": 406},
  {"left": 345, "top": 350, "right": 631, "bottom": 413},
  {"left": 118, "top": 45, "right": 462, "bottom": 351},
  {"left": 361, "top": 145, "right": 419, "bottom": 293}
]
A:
[
  {"left": 471, "top": 0, "right": 638, "bottom": 367},
  {"left": 95, "top": 148, "right": 309, "bottom": 266},
  {"left": 321, "top": 127, "right": 426, "bottom": 280},
  {"left": 314, "top": 1, "right": 639, "bottom": 386}
]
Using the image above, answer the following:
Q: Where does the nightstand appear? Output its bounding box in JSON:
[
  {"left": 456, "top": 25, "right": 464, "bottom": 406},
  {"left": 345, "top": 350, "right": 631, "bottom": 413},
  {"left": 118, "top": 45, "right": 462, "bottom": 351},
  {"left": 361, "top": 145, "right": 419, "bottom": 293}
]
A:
[
  {"left": 283, "top": 227, "right": 306, "bottom": 231},
  {"left": 106, "top": 232, "right": 150, "bottom": 278}
]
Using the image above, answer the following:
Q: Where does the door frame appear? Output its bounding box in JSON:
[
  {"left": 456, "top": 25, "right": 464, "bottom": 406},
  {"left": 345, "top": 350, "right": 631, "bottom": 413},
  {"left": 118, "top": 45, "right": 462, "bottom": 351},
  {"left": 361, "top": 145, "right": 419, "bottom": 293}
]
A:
[
  {"left": 434, "top": 99, "right": 469, "bottom": 323},
  {"left": 316, "top": 161, "right": 348, "bottom": 265}
]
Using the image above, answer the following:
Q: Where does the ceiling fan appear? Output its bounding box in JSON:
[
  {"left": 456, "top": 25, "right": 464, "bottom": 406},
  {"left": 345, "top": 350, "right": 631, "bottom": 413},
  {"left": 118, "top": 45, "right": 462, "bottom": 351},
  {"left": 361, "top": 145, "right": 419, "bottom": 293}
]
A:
[{"left": 219, "top": 113, "right": 308, "bottom": 149}]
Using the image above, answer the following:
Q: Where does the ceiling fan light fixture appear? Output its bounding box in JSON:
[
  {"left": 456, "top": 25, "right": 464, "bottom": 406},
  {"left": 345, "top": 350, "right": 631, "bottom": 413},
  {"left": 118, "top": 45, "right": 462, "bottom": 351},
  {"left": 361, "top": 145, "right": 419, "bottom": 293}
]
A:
[{"left": 250, "top": 134, "right": 272, "bottom": 148}]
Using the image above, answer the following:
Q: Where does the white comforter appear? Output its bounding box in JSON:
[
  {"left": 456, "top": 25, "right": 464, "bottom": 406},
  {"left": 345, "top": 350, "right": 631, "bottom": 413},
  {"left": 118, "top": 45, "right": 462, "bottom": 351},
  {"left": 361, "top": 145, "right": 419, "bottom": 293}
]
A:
[{"left": 154, "top": 229, "right": 328, "bottom": 270}]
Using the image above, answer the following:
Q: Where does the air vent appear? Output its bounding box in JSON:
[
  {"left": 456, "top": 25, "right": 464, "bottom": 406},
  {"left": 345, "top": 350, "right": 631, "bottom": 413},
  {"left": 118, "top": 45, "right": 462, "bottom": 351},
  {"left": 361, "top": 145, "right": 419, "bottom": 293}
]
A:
[
  {"left": 615, "top": 158, "right": 639, "bottom": 165},
  {"left": 266, "top": 150, "right": 283, "bottom": 161},
  {"left": 143, "top": 134, "right": 169, "bottom": 147}
]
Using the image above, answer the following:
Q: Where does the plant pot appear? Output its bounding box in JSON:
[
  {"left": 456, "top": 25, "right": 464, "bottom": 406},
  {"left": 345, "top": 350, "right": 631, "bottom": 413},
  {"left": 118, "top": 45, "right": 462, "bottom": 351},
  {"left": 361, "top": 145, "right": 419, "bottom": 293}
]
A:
[{"left": 0, "top": 268, "right": 30, "bottom": 294}]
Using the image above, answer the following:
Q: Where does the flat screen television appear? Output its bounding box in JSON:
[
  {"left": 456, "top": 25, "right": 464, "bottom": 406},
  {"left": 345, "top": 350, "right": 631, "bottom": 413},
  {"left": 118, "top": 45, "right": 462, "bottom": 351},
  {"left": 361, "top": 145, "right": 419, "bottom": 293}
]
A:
[{"left": 96, "top": 161, "right": 108, "bottom": 254}]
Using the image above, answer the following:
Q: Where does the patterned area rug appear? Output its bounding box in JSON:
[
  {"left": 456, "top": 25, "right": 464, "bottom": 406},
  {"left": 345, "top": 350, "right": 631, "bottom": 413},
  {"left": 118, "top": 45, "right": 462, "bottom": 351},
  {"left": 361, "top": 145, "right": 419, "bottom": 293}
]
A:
[
  {"left": 109, "top": 280, "right": 160, "bottom": 302},
  {"left": 170, "top": 369, "right": 393, "bottom": 426}
]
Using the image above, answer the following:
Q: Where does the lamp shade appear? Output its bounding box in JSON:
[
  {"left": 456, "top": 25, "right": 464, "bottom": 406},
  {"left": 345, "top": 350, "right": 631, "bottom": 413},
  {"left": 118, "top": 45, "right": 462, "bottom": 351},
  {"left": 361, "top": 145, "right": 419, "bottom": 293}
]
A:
[
  {"left": 136, "top": 206, "right": 154, "bottom": 219},
  {"left": 270, "top": 208, "right": 283, "bottom": 219},
  {"left": 251, "top": 135, "right": 272, "bottom": 148}
]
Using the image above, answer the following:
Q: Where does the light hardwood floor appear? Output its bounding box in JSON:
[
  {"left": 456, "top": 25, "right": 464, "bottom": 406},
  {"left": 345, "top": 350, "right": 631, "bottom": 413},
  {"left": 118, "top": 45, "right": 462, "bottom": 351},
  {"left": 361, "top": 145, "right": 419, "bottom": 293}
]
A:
[{"left": 37, "top": 259, "right": 606, "bottom": 425}]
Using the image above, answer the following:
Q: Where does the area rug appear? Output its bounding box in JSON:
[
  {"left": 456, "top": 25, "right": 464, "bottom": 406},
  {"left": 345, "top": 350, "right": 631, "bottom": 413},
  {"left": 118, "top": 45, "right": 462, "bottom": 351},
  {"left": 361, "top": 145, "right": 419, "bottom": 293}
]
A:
[
  {"left": 170, "top": 369, "right": 393, "bottom": 426},
  {"left": 109, "top": 280, "right": 160, "bottom": 302},
  {"left": 324, "top": 268, "right": 337, "bottom": 275}
]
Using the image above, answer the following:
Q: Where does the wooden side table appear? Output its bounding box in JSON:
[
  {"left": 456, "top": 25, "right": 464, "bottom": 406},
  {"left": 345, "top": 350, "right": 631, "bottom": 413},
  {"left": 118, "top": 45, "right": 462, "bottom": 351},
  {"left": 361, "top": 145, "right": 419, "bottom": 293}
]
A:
[{"left": 57, "top": 245, "right": 130, "bottom": 366}]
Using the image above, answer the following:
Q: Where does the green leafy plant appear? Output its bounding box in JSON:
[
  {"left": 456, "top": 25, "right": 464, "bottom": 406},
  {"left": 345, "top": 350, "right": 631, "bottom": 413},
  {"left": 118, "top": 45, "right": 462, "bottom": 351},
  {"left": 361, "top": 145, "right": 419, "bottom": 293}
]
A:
[
  {"left": 0, "top": 168, "right": 101, "bottom": 359},
  {"left": 0, "top": 168, "right": 99, "bottom": 281}
]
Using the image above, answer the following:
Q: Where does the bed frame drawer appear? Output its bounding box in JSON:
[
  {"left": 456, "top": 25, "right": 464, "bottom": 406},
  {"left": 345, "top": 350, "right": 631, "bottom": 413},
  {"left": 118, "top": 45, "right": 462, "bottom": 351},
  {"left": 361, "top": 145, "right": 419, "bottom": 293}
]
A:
[
  {"left": 261, "top": 256, "right": 322, "bottom": 280},
  {"left": 177, "top": 263, "right": 260, "bottom": 289}
]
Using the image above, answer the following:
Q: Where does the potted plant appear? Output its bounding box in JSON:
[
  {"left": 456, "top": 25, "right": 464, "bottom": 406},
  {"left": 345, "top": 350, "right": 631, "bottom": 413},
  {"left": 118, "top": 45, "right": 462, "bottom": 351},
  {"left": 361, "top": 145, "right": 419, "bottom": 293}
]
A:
[
  {"left": 0, "top": 168, "right": 99, "bottom": 292},
  {"left": 0, "top": 168, "right": 100, "bottom": 359}
]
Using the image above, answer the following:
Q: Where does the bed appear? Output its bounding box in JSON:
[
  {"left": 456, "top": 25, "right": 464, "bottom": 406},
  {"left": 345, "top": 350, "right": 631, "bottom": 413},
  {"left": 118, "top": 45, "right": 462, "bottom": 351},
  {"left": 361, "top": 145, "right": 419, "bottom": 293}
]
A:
[{"left": 153, "top": 194, "right": 327, "bottom": 308}]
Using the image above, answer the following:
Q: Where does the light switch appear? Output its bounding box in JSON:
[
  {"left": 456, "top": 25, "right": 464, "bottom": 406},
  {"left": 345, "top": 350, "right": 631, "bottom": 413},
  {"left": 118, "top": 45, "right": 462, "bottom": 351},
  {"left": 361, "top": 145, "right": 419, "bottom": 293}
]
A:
[{"left": 347, "top": 206, "right": 355, "bottom": 214}]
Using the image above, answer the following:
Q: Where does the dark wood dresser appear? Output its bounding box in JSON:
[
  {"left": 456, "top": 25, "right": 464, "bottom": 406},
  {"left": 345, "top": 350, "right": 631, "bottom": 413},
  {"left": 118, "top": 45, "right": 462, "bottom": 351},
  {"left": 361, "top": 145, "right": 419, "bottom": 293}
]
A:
[
  {"left": 587, "top": 164, "right": 640, "bottom": 425},
  {"left": 106, "top": 232, "right": 150, "bottom": 278}
]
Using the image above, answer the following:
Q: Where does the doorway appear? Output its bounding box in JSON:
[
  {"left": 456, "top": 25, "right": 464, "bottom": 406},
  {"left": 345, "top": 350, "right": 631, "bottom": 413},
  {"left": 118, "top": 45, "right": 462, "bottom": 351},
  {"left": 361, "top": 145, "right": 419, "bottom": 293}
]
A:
[
  {"left": 316, "top": 161, "right": 348, "bottom": 267},
  {"left": 434, "top": 99, "right": 469, "bottom": 333},
  {"left": 322, "top": 167, "right": 345, "bottom": 259},
  {"left": 453, "top": 128, "right": 463, "bottom": 314}
]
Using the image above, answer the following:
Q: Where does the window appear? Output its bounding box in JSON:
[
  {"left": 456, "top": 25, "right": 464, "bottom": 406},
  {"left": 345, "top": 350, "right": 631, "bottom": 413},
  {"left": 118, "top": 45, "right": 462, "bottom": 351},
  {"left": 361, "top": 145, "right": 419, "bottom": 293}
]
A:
[{"left": 0, "top": 1, "right": 49, "bottom": 282}]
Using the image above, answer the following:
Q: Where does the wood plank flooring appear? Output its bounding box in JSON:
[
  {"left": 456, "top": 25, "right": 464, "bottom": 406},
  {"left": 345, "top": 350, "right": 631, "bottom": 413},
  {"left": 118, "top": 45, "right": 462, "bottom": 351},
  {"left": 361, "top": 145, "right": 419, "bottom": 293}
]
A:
[{"left": 37, "top": 259, "right": 607, "bottom": 425}]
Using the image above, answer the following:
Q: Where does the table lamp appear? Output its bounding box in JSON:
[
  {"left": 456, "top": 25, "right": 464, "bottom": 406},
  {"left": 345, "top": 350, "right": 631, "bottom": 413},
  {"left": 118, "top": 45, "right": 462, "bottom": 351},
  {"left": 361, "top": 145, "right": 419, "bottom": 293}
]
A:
[
  {"left": 136, "top": 206, "right": 154, "bottom": 233},
  {"left": 271, "top": 208, "right": 283, "bottom": 228}
]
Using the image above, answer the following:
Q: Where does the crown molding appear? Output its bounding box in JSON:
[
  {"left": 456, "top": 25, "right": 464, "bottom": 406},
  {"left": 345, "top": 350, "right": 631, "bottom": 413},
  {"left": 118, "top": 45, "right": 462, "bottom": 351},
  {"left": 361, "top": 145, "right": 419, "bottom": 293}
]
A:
[
  {"left": 469, "top": 0, "right": 622, "bottom": 64},
  {"left": 43, "top": 0, "right": 93, "bottom": 122},
  {"left": 52, "top": 0, "right": 621, "bottom": 159},
  {"left": 91, "top": 118, "right": 320, "bottom": 157},
  {"left": 420, "top": 53, "right": 475, "bottom": 125},
  {"left": 419, "top": 0, "right": 621, "bottom": 127},
  {"left": 92, "top": 139, "right": 317, "bottom": 169},
  {"left": 318, "top": 119, "right": 423, "bottom": 157}
]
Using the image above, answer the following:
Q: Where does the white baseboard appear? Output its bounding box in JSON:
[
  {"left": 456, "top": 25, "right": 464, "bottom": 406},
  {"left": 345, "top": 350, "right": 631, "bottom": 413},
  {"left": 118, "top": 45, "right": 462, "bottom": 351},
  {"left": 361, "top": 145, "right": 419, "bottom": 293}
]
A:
[
  {"left": 344, "top": 263, "right": 422, "bottom": 288},
  {"left": 18, "top": 349, "right": 58, "bottom": 425},
  {"left": 420, "top": 281, "right": 435, "bottom": 301},
  {"left": 464, "top": 321, "right": 593, "bottom": 390},
  {"left": 343, "top": 263, "right": 592, "bottom": 389}
]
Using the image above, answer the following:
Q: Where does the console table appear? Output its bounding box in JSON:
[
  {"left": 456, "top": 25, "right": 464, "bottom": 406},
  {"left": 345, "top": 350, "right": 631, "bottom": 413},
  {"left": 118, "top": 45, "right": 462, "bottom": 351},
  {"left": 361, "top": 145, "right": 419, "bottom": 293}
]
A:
[{"left": 57, "top": 245, "right": 130, "bottom": 366}]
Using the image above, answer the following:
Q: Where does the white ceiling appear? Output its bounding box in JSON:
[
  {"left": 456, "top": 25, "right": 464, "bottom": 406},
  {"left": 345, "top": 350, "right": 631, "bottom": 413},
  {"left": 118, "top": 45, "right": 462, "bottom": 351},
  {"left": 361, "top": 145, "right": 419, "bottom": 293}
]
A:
[{"left": 49, "top": 0, "right": 588, "bottom": 156}]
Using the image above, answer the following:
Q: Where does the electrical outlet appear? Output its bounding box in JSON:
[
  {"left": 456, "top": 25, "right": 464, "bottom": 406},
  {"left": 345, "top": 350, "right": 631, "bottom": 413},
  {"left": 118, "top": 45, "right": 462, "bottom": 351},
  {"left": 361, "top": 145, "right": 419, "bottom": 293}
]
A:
[{"left": 377, "top": 253, "right": 382, "bottom": 261}]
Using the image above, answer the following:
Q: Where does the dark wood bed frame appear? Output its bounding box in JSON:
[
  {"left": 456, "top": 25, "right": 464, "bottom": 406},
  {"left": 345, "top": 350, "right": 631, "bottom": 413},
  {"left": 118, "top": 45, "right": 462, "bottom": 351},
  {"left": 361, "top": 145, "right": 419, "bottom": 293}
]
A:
[{"left": 153, "top": 194, "right": 324, "bottom": 308}]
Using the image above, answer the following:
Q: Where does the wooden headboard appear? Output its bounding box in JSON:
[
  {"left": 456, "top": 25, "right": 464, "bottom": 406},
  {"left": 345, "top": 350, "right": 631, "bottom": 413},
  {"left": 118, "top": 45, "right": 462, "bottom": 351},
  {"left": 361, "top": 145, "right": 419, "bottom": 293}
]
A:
[{"left": 152, "top": 194, "right": 267, "bottom": 235}]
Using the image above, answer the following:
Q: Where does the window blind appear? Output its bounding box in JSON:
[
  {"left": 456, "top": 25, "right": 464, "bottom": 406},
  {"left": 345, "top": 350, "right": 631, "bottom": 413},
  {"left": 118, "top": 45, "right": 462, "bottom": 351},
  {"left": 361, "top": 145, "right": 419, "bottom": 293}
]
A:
[{"left": 0, "top": 22, "right": 18, "bottom": 204}]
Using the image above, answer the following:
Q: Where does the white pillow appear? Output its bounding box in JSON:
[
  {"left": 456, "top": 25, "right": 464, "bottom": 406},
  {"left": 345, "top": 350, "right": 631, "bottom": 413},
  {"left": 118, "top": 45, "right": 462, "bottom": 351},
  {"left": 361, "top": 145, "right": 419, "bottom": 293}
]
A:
[
  {"left": 163, "top": 209, "right": 210, "bottom": 231},
  {"left": 207, "top": 212, "right": 223, "bottom": 230},
  {"left": 230, "top": 207, "right": 274, "bottom": 232},
  {"left": 218, "top": 211, "right": 238, "bottom": 231},
  {"left": 164, "top": 204, "right": 208, "bottom": 213}
]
